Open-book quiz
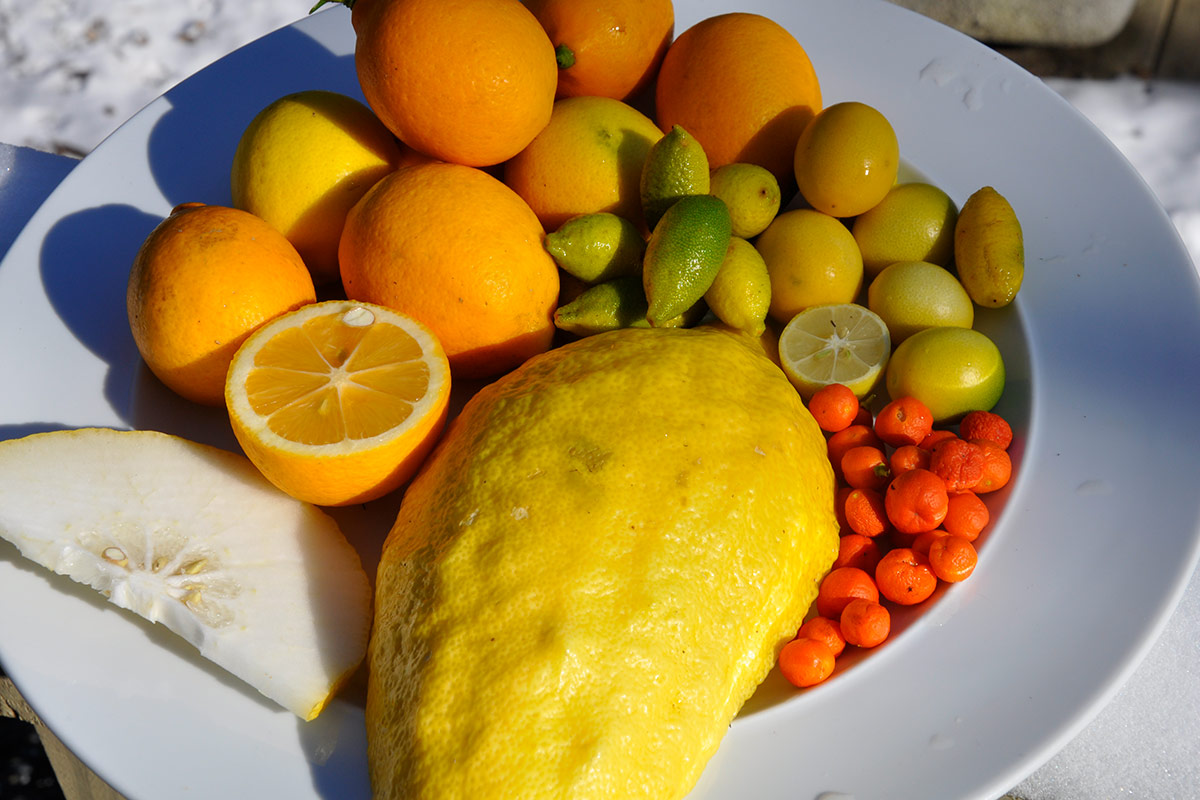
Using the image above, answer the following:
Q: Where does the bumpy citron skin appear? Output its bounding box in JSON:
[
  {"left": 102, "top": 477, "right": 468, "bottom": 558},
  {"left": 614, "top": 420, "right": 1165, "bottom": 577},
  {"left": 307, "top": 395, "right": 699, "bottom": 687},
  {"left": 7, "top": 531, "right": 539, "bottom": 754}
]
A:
[
  {"left": 367, "top": 326, "right": 839, "bottom": 800},
  {"left": 126, "top": 203, "right": 316, "bottom": 406}
]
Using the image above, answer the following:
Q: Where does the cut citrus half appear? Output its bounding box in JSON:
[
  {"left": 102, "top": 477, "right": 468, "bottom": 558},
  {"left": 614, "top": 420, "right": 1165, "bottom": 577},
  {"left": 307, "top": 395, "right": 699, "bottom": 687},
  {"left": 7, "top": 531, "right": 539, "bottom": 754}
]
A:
[
  {"left": 778, "top": 303, "right": 891, "bottom": 400},
  {"left": 225, "top": 300, "right": 452, "bottom": 507},
  {"left": 0, "top": 428, "right": 371, "bottom": 720}
]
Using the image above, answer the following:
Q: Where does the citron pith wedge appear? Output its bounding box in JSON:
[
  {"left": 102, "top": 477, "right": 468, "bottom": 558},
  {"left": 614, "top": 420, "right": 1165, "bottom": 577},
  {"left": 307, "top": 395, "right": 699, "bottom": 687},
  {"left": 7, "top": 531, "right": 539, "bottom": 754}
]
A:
[
  {"left": 779, "top": 302, "right": 891, "bottom": 400},
  {"left": 0, "top": 428, "right": 371, "bottom": 720},
  {"left": 225, "top": 300, "right": 451, "bottom": 507}
]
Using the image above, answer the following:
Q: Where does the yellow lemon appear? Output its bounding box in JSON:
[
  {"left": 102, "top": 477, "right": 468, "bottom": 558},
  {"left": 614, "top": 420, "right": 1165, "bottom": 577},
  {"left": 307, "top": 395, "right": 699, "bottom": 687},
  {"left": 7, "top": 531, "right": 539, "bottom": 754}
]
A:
[
  {"left": 230, "top": 90, "right": 406, "bottom": 285},
  {"left": 793, "top": 101, "right": 899, "bottom": 218},
  {"left": 885, "top": 326, "right": 1006, "bottom": 422},
  {"left": 866, "top": 260, "right": 974, "bottom": 343},
  {"left": 954, "top": 185, "right": 1025, "bottom": 307},
  {"left": 852, "top": 182, "right": 958, "bottom": 278},
  {"left": 225, "top": 300, "right": 452, "bottom": 507},
  {"left": 704, "top": 236, "right": 772, "bottom": 336},
  {"left": 778, "top": 302, "right": 891, "bottom": 400},
  {"left": 754, "top": 208, "right": 864, "bottom": 324},
  {"left": 504, "top": 95, "right": 664, "bottom": 232},
  {"left": 709, "top": 162, "right": 782, "bottom": 238},
  {"left": 367, "top": 325, "right": 838, "bottom": 800}
]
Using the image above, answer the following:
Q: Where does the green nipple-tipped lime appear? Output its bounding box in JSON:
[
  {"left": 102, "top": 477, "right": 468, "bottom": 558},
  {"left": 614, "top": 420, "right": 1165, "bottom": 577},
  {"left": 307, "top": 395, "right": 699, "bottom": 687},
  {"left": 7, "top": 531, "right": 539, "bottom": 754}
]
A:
[
  {"left": 643, "top": 194, "right": 732, "bottom": 326},
  {"left": 640, "top": 125, "right": 710, "bottom": 230},
  {"left": 545, "top": 212, "right": 646, "bottom": 284},
  {"left": 555, "top": 276, "right": 705, "bottom": 337}
]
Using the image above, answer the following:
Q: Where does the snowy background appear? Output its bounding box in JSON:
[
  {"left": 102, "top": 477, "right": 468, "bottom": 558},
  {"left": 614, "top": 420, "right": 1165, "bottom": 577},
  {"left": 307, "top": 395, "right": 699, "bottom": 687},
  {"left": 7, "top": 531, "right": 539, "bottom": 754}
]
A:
[{"left": 0, "top": 1, "right": 1198, "bottom": 799}]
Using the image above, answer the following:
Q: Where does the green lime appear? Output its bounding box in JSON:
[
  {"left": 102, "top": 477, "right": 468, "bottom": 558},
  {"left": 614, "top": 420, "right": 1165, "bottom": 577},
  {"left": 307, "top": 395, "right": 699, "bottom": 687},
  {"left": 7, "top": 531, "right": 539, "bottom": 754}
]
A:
[
  {"left": 866, "top": 260, "right": 973, "bottom": 344},
  {"left": 640, "top": 124, "right": 710, "bottom": 230},
  {"left": 885, "top": 326, "right": 1005, "bottom": 423},
  {"left": 642, "top": 194, "right": 732, "bottom": 326},
  {"left": 851, "top": 182, "right": 958, "bottom": 278},
  {"left": 954, "top": 186, "right": 1024, "bottom": 308},
  {"left": 545, "top": 212, "right": 646, "bottom": 284},
  {"left": 704, "top": 237, "right": 771, "bottom": 336},
  {"left": 709, "top": 163, "right": 781, "bottom": 238},
  {"left": 554, "top": 276, "right": 705, "bottom": 336}
]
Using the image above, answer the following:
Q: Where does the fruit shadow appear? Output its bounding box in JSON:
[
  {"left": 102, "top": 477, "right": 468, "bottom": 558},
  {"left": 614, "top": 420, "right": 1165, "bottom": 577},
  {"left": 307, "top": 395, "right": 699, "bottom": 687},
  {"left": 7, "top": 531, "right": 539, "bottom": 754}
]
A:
[{"left": 144, "top": 23, "right": 362, "bottom": 209}]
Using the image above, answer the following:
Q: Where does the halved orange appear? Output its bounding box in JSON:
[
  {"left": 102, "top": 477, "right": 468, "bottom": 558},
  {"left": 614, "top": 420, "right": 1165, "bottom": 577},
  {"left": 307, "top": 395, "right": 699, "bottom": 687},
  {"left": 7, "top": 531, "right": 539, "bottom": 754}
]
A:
[{"left": 225, "top": 300, "right": 451, "bottom": 506}]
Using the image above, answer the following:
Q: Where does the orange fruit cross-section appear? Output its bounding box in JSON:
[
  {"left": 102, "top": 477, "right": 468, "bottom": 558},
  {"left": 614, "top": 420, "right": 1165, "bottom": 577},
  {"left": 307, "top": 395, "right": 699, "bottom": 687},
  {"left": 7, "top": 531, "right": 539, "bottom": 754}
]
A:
[{"left": 225, "top": 300, "right": 451, "bottom": 507}]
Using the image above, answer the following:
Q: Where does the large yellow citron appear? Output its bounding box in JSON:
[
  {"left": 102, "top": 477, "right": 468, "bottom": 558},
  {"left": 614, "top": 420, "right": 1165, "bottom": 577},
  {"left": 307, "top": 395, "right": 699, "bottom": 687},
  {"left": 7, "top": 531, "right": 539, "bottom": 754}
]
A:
[{"left": 367, "top": 326, "right": 839, "bottom": 800}]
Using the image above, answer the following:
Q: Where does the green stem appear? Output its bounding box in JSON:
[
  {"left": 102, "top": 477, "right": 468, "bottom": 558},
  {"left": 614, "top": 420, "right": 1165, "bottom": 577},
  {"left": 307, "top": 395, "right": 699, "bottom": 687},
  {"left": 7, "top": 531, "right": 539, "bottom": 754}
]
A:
[
  {"left": 554, "top": 43, "right": 576, "bottom": 70},
  {"left": 309, "top": 0, "right": 353, "bottom": 14}
]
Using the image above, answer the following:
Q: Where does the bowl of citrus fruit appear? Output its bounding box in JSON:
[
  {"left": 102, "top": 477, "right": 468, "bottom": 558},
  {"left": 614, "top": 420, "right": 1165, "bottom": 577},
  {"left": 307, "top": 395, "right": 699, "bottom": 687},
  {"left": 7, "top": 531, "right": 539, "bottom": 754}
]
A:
[{"left": 0, "top": 1, "right": 1198, "bottom": 800}]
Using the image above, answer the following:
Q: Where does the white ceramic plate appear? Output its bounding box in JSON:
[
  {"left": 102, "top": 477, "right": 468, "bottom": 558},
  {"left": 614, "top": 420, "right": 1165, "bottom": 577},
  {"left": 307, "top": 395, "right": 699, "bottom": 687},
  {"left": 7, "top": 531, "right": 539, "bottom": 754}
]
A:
[{"left": 2, "top": 2, "right": 1199, "bottom": 798}]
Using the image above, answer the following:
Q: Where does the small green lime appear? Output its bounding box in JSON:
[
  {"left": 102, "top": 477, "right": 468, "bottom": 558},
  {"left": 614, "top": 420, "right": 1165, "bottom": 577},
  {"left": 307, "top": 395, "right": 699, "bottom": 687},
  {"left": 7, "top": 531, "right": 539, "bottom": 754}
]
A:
[
  {"left": 954, "top": 186, "right": 1024, "bottom": 308},
  {"left": 709, "top": 163, "right": 781, "bottom": 238},
  {"left": 544, "top": 212, "right": 646, "bottom": 284},
  {"left": 866, "top": 260, "right": 973, "bottom": 344},
  {"left": 852, "top": 182, "right": 958, "bottom": 278},
  {"left": 704, "top": 237, "right": 771, "bottom": 336},
  {"left": 642, "top": 194, "right": 731, "bottom": 326},
  {"left": 885, "top": 326, "right": 1005, "bottom": 423},
  {"left": 640, "top": 125, "right": 710, "bottom": 230}
]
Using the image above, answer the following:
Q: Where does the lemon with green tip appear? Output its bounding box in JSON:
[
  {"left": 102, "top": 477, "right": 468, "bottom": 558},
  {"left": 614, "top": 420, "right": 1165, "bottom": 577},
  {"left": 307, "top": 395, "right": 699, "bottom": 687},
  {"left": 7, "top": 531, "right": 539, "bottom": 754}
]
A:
[
  {"left": 777, "top": 302, "right": 890, "bottom": 400},
  {"left": 866, "top": 260, "right": 973, "bottom": 343},
  {"left": 704, "top": 237, "right": 771, "bottom": 336},
  {"left": 852, "top": 182, "right": 958, "bottom": 278},
  {"left": 954, "top": 186, "right": 1025, "bottom": 308},
  {"left": 755, "top": 208, "right": 864, "bottom": 325},
  {"left": 545, "top": 212, "right": 646, "bottom": 284},
  {"left": 885, "top": 326, "right": 1006, "bottom": 422},
  {"left": 709, "top": 162, "right": 782, "bottom": 238},
  {"left": 640, "top": 124, "right": 711, "bottom": 230}
]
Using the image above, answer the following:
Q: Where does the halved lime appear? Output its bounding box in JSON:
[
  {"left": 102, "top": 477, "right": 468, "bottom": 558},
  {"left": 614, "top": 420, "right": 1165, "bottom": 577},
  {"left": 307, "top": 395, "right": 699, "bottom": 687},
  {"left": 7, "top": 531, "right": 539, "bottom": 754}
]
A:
[{"left": 778, "top": 303, "right": 890, "bottom": 400}]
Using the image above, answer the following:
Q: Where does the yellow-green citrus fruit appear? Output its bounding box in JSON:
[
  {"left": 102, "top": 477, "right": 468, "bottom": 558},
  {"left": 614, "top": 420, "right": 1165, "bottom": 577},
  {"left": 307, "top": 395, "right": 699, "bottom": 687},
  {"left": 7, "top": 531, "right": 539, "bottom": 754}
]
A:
[
  {"left": 954, "top": 186, "right": 1025, "bottom": 307},
  {"left": 778, "top": 302, "right": 890, "bottom": 400},
  {"left": 885, "top": 326, "right": 1006, "bottom": 422},
  {"left": 754, "top": 208, "right": 864, "bottom": 325},
  {"left": 504, "top": 95, "right": 664, "bottom": 233},
  {"left": 793, "top": 101, "right": 899, "bottom": 218},
  {"left": 367, "top": 325, "right": 839, "bottom": 800},
  {"left": 230, "top": 90, "right": 403, "bottom": 285},
  {"left": 704, "top": 236, "right": 771, "bottom": 336},
  {"left": 866, "top": 260, "right": 974, "bottom": 343},
  {"left": 544, "top": 212, "right": 646, "bottom": 284},
  {"left": 642, "top": 194, "right": 732, "bottom": 325},
  {"left": 640, "top": 124, "right": 711, "bottom": 230},
  {"left": 554, "top": 276, "right": 646, "bottom": 335},
  {"left": 851, "top": 182, "right": 958, "bottom": 278},
  {"left": 708, "top": 162, "right": 782, "bottom": 238}
]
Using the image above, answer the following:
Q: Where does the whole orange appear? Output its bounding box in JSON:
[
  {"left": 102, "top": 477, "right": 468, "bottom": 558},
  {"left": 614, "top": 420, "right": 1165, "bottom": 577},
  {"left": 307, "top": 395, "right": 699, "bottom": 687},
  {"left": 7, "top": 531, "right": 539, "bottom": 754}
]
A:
[
  {"left": 524, "top": 0, "right": 675, "bottom": 101},
  {"left": 504, "top": 95, "right": 663, "bottom": 233},
  {"left": 352, "top": 0, "right": 557, "bottom": 167},
  {"left": 127, "top": 203, "right": 317, "bottom": 406},
  {"left": 655, "top": 12, "right": 822, "bottom": 189},
  {"left": 339, "top": 162, "right": 559, "bottom": 379}
]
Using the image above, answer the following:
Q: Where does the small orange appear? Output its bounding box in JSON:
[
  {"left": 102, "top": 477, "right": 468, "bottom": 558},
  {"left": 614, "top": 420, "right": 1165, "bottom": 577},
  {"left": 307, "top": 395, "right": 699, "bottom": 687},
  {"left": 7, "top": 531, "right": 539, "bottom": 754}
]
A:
[
  {"left": 127, "top": 203, "right": 316, "bottom": 406},
  {"left": 524, "top": 0, "right": 675, "bottom": 101},
  {"left": 352, "top": 0, "right": 557, "bottom": 166},
  {"left": 226, "top": 300, "right": 451, "bottom": 506},
  {"left": 655, "top": 12, "right": 821, "bottom": 188},
  {"left": 339, "top": 162, "right": 559, "bottom": 379},
  {"left": 504, "top": 95, "right": 663, "bottom": 233}
]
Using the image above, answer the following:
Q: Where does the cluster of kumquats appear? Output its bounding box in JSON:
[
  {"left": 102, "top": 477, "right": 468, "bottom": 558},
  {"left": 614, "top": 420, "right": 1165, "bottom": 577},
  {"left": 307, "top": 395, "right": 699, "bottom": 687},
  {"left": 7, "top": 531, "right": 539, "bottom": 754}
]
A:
[{"left": 777, "top": 383, "right": 1015, "bottom": 688}]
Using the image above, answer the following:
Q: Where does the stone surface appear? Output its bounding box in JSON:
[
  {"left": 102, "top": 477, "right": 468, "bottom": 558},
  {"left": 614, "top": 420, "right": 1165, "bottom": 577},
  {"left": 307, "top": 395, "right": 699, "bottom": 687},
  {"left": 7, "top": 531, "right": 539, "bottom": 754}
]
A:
[{"left": 888, "top": 0, "right": 1140, "bottom": 46}]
